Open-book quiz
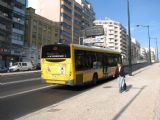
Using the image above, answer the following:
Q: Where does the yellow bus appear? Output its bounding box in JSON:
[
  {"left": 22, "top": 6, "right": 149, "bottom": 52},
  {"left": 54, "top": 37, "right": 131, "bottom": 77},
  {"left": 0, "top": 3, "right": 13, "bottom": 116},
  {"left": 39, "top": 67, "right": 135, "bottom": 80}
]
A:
[{"left": 41, "top": 44, "right": 122, "bottom": 86}]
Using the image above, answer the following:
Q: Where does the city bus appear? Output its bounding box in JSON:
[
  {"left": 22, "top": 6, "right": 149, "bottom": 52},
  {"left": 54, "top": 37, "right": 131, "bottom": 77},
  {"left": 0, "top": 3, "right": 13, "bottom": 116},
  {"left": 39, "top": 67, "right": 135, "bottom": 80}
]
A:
[{"left": 41, "top": 44, "right": 122, "bottom": 86}]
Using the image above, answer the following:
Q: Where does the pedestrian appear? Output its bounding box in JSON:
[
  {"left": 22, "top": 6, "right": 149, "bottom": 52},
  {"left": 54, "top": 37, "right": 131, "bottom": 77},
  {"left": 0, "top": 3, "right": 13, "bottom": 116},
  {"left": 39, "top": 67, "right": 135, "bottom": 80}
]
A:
[{"left": 117, "top": 63, "right": 126, "bottom": 93}]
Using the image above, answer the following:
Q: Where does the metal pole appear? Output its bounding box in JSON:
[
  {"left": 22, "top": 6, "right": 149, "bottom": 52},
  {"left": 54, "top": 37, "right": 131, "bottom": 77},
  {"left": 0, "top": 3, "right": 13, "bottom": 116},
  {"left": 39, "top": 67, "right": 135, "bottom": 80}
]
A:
[
  {"left": 156, "top": 38, "right": 159, "bottom": 62},
  {"left": 71, "top": 1, "right": 74, "bottom": 44},
  {"left": 59, "top": 0, "right": 62, "bottom": 43},
  {"left": 127, "top": 0, "right": 132, "bottom": 76},
  {"left": 147, "top": 26, "right": 151, "bottom": 64}
]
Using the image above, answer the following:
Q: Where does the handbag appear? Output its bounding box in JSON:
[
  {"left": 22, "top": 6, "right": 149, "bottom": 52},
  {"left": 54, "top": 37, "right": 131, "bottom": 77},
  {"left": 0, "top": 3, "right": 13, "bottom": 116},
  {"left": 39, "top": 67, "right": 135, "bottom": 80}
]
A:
[{"left": 123, "top": 78, "right": 127, "bottom": 90}]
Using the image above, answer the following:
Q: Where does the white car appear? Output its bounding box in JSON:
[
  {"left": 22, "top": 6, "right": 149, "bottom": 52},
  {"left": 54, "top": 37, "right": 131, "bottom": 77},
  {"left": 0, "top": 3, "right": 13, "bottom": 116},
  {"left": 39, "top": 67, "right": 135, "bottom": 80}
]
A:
[{"left": 9, "top": 62, "right": 34, "bottom": 72}]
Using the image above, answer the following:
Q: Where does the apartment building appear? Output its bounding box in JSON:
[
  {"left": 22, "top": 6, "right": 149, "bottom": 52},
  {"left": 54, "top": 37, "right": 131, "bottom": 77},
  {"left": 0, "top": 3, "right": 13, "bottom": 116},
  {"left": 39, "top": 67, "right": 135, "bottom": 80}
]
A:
[
  {"left": 131, "top": 38, "right": 140, "bottom": 64},
  {"left": 140, "top": 48, "right": 148, "bottom": 62},
  {"left": 94, "top": 18, "right": 128, "bottom": 57},
  {"left": 24, "top": 7, "right": 59, "bottom": 64},
  {"left": 0, "top": 0, "right": 26, "bottom": 67},
  {"left": 150, "top": 48, "right": 156, "bottom": 62},
  {"left": 141, "top": 48, "right": 156, "bottom": 63},
  {"left": 75, "top": 0, "right": 95, "bottom": 29},
  {"left": 28, "top": 0, "right": 82, "bottom": 44}
]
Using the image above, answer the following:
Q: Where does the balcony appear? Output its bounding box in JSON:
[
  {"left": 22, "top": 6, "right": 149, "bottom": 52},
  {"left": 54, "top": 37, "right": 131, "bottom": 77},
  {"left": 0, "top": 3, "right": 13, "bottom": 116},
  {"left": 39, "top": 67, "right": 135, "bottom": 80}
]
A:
[
  {"left": 13, "top": 17, "right": 25, "bottom": 25},
  {"left": 0, "top": 0, "right": 13, "bottom": 9},
  {"left": 0, "top": 13, "right": 12, "bottom": 21},
  {"left": 13, "top": 7, "right": 25, "bottom": 14},
  {"left": 11, "top": 38, "right": 23, "bottom": 45},
  {"left": 12, "top": 28, "right": 24, "bottom": 35},
  {"left": 16, "top": 0, "right": 26, "bottom": 5},
  {"left": 0, "top": 36, "right": 5, "bottom": 42},
  {"left": 0, "top": 23, "right": 6, "bottom": 30}
]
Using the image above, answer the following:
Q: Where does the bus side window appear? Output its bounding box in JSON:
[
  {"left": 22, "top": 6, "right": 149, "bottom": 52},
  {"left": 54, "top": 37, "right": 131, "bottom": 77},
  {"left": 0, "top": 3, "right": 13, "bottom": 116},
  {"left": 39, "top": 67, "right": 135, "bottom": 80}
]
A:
[
  {"left": 93, "top": 61, "right": 101, "bottom": 69},
  {"left": 102, "top": 54, "right": 108, "bottom": 73},
  {"left": 76, "top": 56, "right": 81, "bottom": 66}
]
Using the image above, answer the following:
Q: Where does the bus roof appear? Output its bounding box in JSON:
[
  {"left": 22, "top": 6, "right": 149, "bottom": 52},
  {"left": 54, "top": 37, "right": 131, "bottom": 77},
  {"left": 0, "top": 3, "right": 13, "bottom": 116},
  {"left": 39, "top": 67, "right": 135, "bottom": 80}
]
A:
[
  {"left": 72, "top": 44, "right": 121, "bottom": 54},
  {"left": 42, "top": 43, "right": 121, "bottom": 55}
]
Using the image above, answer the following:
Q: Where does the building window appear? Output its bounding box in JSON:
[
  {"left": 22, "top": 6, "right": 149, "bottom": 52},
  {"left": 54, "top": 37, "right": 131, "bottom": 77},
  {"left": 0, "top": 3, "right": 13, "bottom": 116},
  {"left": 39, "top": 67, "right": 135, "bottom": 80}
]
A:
[
  {"left": 13, "top": 12, "right": 25, "bottom": 21},
  {"left": 0, "top": 22, "right": 6, "bottom": 30},
  {"left": 13, "top": 22, "right": 24, "bottom": 31},
  {"left": 32, "top": 33, "right": 36, "bottom": 39},
  {"left": 62, "top": 30, "right": 71, "bottom": 38},
  {"left": 61, "top": 5, "right": 72, "bottom": 14},
  {"left": 55, "top": 33, "right": 58, "bottom": 37},
  {"left": 12, "top": 33, "right": 24, "bottom": 41},
  {"left": 62, "top": 22, "right": 71, "bottom": 29},
  {"left": 0, "top": 5, "right": 12, "bottom": 19},
  {"left": 63, "top": 0, "right": 72, "bottom": 6},
  {"left": 15, "top": 1, "right": 25, "bottom": 10},
  {"left": 74, "top": 28, "right": 80, "bottom": 34},
  {"left": 74, "top": 5, "right": 82, "bottom": 13},
  {"left": 74, "top": 12, "right": 81, "bottom": 19},
  {"left": 0, "top": 31, "right": 6, "bottom": 37},
  {"left": 74, "top": 19, "right": 81, "bottom": 26},
  {"left": 61, "top": 13, "right": 71, "bottom": 21}
]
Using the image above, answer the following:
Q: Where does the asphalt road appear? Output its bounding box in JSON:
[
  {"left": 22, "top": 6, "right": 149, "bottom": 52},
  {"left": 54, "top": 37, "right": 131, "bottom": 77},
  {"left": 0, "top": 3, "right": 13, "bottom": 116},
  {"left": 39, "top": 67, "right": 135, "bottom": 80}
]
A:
[
  {"left": 0, "top": 63, "right": 150, "bottom": 120},
  {"left": 0, "top": 85, "right": 88, "bottom": 120},
  {"left": 0, "top": 71, "right": 107, "bottom": 120}
]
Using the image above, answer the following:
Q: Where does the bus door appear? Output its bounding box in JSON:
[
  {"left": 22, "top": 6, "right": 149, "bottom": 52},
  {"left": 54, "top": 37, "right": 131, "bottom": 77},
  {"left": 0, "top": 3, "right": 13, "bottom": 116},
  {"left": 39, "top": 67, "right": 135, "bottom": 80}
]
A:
[{"left": 103, "top": 54, "right": 108, "bottom": 78}]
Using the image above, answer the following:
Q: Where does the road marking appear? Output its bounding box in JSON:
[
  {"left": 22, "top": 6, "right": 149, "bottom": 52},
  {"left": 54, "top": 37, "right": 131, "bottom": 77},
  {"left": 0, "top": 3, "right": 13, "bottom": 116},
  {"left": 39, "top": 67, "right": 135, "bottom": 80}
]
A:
[
  {"left": 0, "top": 70, "right": 40, "bottom": 76},
  {"left": 0, "top": 85, "right": 54, "bottom": 99},
  {"left": 0, "top": 78, "right": 41, "bottom": 85}
]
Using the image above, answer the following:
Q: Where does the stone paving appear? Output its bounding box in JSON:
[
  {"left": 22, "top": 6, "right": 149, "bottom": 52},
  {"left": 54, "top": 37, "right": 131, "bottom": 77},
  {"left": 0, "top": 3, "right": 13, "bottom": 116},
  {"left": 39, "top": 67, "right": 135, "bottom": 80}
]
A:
[{"left": 18, "top": 63, "right": 160, "bottom": 120}]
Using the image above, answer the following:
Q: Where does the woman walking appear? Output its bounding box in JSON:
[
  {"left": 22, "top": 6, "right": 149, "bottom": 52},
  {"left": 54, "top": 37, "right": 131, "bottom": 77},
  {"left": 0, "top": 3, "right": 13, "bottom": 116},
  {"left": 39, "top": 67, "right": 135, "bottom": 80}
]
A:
[{"left": 117, "top": 63, "right": 125, "bottom": 93}]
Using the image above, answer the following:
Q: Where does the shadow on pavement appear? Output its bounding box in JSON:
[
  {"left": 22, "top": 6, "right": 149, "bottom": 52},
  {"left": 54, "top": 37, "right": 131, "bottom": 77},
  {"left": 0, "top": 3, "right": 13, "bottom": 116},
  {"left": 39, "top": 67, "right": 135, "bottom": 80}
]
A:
[
  {"left": 112, "top": 85, "right": 147, "bottom": 120},
  {"left": 125, "top": 84, "right": 132, "bottom": 92},
  {"left": 53, "top": 77, "right": 115, "bottom": 91}
]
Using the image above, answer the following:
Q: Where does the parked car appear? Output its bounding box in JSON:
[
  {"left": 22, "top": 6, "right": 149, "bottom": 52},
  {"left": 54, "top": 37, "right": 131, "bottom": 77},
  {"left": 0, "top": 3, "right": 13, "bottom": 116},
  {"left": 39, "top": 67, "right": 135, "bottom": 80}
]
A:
[
  {"left": 9, "top": 62, "right": 34, "bottom": 72},
  {"left": 0, "top": 66, "right": 8, "bottom": 73}
]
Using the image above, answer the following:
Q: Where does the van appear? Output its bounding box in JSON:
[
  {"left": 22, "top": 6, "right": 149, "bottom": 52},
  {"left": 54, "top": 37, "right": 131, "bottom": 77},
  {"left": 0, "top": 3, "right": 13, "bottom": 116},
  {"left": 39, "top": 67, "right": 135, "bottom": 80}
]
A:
[{"left": 9, "top": 62, "right": 34, "bottom": 72}]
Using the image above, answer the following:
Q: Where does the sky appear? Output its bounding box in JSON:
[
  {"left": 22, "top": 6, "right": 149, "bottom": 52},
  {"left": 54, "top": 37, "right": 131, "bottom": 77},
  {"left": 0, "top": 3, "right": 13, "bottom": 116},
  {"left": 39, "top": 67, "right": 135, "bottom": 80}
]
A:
[
  {"left": 28, "top": 0, "right": 160, "bottom": 55},
  {"left": 90, "top": 0, "right": 160, "bottom": 51}
]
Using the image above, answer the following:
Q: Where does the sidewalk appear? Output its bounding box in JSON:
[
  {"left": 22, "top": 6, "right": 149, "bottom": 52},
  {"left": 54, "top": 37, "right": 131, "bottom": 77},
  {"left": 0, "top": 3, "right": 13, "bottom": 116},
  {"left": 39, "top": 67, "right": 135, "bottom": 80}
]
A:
[{"left": 18, "top": 63, "right": 160, "bottom": 120}]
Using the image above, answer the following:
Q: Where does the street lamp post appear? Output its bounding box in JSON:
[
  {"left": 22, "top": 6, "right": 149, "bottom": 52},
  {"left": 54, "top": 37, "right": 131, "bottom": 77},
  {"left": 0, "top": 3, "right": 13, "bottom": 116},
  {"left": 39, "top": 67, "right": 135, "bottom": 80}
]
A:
[
  {"left": 156, "top": 39, "right": 159, "bottom": 62},
  {"left": 127, "top": 0, "right": 132, "bottom": 76},
  {"left": 59, "top": 0, "right": 62, "bottom": 43},
  {"left": 137, "top": 25, "right": 151, "bottom": 64},
  {"left": 151, "top": 37, "right": 159, "bottom": 62},
  {"left": 71, "top": 1, "right": 74, "bottom": 44}
]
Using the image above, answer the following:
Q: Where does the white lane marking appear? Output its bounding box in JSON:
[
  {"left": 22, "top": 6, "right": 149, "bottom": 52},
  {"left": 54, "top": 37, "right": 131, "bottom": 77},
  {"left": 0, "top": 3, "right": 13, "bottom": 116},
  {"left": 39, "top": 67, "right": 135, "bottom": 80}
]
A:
[
  {"left": 1, "top": 78, "right": 41, "bottom": 85},
  {"left": 0, "top": 85, "right": 54, "bottom": 99},
  {"left": 0, "top": 70, "right": 40, "bottom": 76}
]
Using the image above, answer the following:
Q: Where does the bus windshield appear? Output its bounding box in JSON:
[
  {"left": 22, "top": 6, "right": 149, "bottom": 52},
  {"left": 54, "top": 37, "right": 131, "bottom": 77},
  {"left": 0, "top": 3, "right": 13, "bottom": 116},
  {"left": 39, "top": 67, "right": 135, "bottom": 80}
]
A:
[{"left": 42, "top": 45, "right": 70, "bottom": 58}]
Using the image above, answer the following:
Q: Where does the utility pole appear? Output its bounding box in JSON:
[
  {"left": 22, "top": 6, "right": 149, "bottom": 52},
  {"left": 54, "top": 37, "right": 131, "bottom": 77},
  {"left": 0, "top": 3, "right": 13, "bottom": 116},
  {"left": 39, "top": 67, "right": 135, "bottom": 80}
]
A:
[
  {"left": 127, "top": 0, "right": 132, "bottom": 76},
  {"left": 137, "top": 25, "right": 151, "bottom": 64},
  {"left": 156, "top": 39, "right": 159, "bottom": 62},
  {"left": 151, "top": 37, "right": 159, "bottom": 62},
  {"left": 59, "top": 0, "right": 62, "bottom": 43},
  {"left": 71, "top": 1, "right": 74, "bottom": 44},
  {"left": 147, "top": 26, "right": 151, "bottom": 64}
]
